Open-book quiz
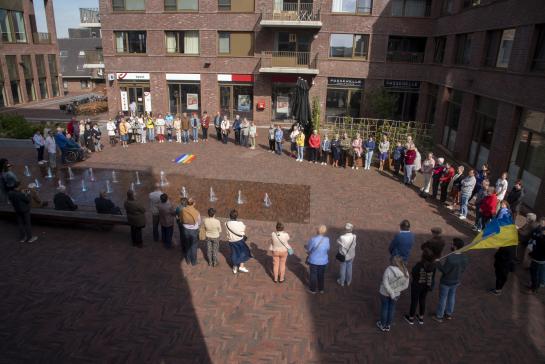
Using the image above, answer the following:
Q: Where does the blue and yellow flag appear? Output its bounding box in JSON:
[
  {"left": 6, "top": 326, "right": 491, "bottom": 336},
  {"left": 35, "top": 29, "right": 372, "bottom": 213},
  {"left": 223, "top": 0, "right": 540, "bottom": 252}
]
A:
[{"left": 463, "top": 215, "right": 519, "bottom": 251}]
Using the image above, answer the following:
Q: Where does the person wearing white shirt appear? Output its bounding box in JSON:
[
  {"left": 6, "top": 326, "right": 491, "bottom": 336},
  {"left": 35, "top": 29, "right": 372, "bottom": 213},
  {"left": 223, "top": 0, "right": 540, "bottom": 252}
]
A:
[
  {"left": 106, "top": 119, "right": 117, "bottom": 146},
  {"left": 336, "top": 223, "right": 357, "bottom": 287},
  {"left": 495, "top": 172, "right": 509, "bottom": 201},
  {"left": 220, "top": 116, "right": 230, "bottom": 144},
  {"left": 155, "top": 115, "right": 166, "bottom": 143},
  {"left": 32, "top": 131, "right": 45, "bottom": 162},
  {"left": 44, "top": 131, "right": 57, "bottom": 169},
  {"left": 225, "top": 209, "right": 250, "bottom": 274}
]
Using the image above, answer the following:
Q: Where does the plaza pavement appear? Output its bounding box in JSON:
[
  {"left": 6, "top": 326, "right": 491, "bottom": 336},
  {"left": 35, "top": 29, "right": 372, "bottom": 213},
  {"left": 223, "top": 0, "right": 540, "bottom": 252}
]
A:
[{"left": 0, "top": 133, "right": 544, "bottom": 363}]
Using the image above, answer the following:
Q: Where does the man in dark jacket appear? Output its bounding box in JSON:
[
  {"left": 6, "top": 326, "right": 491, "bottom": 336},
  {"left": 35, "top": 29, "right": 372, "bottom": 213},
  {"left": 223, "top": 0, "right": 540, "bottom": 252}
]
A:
[
  {"left": 124, "top": 190, "right": 146, "bottom": 248},
  {"left": 95, "top": 191, "right": 121, "bottom": 214},
  {"left": 490, "top": 245, "right": 516, "bottom": 295},
  {"left": 53, "top": 186, "right": 78, "bottom": 211},
  {"left": 506, "top": 180, "right": 525, "bottom": 221},
  {"left": 7, "top": 182, "right": 37, "bottom": 243},
  {"left": 421, "top": 227, "right": 446, "bottom": 260},
  {"left": 433, "top": 238, "right": 469, "bottom": 322},
  {"left": 527, "top": 221, "right": 545, "bottom": 294}
]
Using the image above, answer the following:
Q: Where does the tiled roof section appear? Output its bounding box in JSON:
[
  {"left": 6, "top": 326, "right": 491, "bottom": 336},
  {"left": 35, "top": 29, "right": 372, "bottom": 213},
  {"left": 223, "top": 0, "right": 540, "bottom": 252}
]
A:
[{"left": 58, "top": 38, "right": 102, "bottom": 78}]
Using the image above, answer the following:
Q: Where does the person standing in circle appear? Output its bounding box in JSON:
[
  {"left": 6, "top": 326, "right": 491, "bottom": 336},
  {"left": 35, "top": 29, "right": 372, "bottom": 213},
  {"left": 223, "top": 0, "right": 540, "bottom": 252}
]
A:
[
  {"left": 269, "top": 222, "right": 292, "bottom": 283},
  {"left": 305, "top": 225, "right": 330, "bottom": 294},
  {"left": 225, "top": 209, "right": 251, "bottom": 274}
]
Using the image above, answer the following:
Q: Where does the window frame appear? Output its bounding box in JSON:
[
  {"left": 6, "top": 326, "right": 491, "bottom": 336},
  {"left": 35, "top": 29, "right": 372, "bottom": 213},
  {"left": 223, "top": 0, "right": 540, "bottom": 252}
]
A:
[
  {"left": 114, "top": 31, "right": 147, "bottom": 54},
  {"left": 331, "top": 0, "right": 373, "bottom": 15},
  {"left": 391, "top": 0, "right": 431, "bottom": 17},
  {"left": 454, "top": 33, "right": 472, "bottom": 65},
  {"left": 112, "top": 0, "right": 146, "bottom": 12},
  {"left": 217, "top": 31, "right": 254, "bottom": 57},
  {"left": 0, "top": 9, "right": 28, "bottom": 43},
  {"left": 531, "top": 24, "right": 545, "bottom": 72},
  {"left": 217, "top": 0, "right": 254, "bottom": 12},
  {"left": 165, "top": 31, "right": 200, "bottom": 55},
  {"left": 386, "top": 36, "right": 427, "bottom": 63},
  {"left": 329, "top": 33, "right": 370, "bottom": 60},
  {"left": 484, "top": 28, "right": 515, "bottom": 69},
  {"left": 433, "top": 36, "right": 446, "bottom": 64},
  {"left": 164, "top": 0, "right": 199, "bottom": 11},
  {"left": 469, "top": 96, "right": 498, "bottom": 166}
]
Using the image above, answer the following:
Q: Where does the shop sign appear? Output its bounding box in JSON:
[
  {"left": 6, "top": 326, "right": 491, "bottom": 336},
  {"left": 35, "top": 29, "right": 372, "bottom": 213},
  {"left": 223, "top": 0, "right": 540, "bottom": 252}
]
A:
[
  {"left": 144, "top": 91, "right": 152, "bottom": 113},
  {"left": 276, "top": 96, "right": 289, "bottom": 114},
  {"left": 237, "top": 95, "right": 251, "bottom": 112},
  {"left": 120, "top": 90, "right": 128, "bottom": 111},
  {"left": 218, "top": 74, "right": 254, "bottom": 82},
  {"left": 328, "top": 77, "right": 364, "bottom": 88},
  {"left": 167, "top": 73, "right": 201, "bottom": 81},
  {"left": 116, "top": 73, "right": 150, "bottom": 81},
  {"left": 384, "top": 80, "right": 421, "bottom": 89},
  {"left": 187, "top": 93, "right": 199, "bottom": 110}
]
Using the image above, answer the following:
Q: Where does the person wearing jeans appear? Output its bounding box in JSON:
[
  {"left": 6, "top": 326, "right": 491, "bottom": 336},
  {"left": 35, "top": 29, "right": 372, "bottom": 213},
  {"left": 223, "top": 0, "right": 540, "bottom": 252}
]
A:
[
  {"left": 296, "top": 131, "right": 305, "bottom": 162},
  {"left": 458, "top": 169, "right": 476, "bottom": 220},
  {"left": 336, "top": 223, "right": 357, "bottom": 287},
  {"left": 33, "top": 131, "right": 45, "bottom": 162},
  {"left": 124, "top": 190, "right": 146, "bottom": 248},
  {"left": 203, "top": 208, "right": 222, "bottom": 267},
  {"left": 404, "top": 257, "right": 436, "bottom": 325},
  {"left": 148, "top": 184, "right": 162, "bottom": 242},
  {"left": 364, "top": 137, "right": 376, "bottom": 170},
  {"left": 190, "top": 113, "right": 200, "bottom": 142},
  {"left": 305, "top": 225, "right": 330, "bottom": 293},
  {"left": 181, "top": 199, "right": 201, "bottom": 266},
  {"left": 269, "top": 222, "right": 292, "bottom": 283},
  {"left": 433, "top": 238, "right": 469, "bottom": 322},
  {"left": 7, "top": 183, "right": 38, "bottom": 243},
  {"left": 377, "top": 256, "right": 409, "bottom": 332},
  {"left": 158, "top": 193, "right": 176, "bottom": 249},
  {"left": 274, "top": 125, "right": 284, "bottom": 155},
  {"left": 403, "top": 144, "right": 417, "bottom": 184}
]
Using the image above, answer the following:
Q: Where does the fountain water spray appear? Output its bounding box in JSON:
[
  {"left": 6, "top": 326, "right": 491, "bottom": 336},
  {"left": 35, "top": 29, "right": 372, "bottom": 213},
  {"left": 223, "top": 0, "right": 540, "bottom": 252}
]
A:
[
  {"left": 135, "top": 171, "right": 141, "bottom": 185},
  {"left": 236, "top": 190, "right": 244, "bottom": 205},
  {"left": 106, "top": 180, "right": 113, "bottom": 194},
  {"left": 112, "top": 170, "right": 119, "bottom": 183},
  {"left": 81, "top": 179, "right": 87, "bottom": 192},
  {"left": 160, "top": 170, "right": 169, "bottom": 186},
  {"left": 58, "top": 179, "right": 65, "bottom": 189},
  {"left": 264, "top": 193, "right": 272, "bottom": 208},
  {"left": 88, "top": 168, "right": 95, "bottom": 182},
  {"left": 209, "top": 187, "right": 218, "bottom": 202},
  {"left": 67, "top": 167, "right": 75, "bottom": 180},
  {"left": 45, "top": 167, "right": 53, "bottom": 179},
  {"left": 130, "top": 182, "right": 135, "bottom": 194},
  {"left": 24, "top": 165, "right": 31, "bottom": 177},
  {"left": 34, "top": 179, "right": 41, "bottom": 189},
  {"left": 180, "top": 186, "right": 188, "bottom": 198}
]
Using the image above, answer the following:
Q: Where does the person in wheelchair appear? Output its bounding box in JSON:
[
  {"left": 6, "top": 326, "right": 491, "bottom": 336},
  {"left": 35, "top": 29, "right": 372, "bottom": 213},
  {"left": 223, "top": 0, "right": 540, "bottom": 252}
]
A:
[{"left": 54, "top": 127, "right": 85, "bottom": 164}]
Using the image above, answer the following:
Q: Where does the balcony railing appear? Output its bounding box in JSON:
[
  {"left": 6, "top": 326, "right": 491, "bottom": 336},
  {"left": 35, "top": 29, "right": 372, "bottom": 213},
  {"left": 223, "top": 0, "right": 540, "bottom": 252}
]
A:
[
  {"left": 386, "top": 51, "right": 425, "bottom": 63},
  {"left": 32, "top": 32, "right": 51, "bottom": 44},
  {"left": 260, "top": 51, "right": 319, "bottom": 74},
  {"left": 1, "top": 31, "right": 27, "bottom": 43},
  {"left": 80, "top": 8, "right": 100, "bottom": 24},
  {"left": 262, "top": 3, "right": 320, "bottom": 22}
]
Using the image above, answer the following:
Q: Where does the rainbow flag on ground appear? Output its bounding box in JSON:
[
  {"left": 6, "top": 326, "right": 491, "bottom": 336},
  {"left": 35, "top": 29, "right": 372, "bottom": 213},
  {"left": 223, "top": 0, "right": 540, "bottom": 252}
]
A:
[
  {"left": 173, "top": 153, "right": 196, "bottom": 164},
  {"left": 463, "top": 215, "right": 519, "bottom": 251}
]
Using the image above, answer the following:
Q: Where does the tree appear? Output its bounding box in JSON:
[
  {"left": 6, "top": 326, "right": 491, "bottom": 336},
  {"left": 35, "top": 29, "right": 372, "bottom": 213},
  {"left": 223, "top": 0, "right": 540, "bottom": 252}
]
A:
[
  {"left": 365, "top": 87, "right": 399, "bottom": 119},
  {"left": 311, "top": 96, "right": 321, "bottom": 131}
]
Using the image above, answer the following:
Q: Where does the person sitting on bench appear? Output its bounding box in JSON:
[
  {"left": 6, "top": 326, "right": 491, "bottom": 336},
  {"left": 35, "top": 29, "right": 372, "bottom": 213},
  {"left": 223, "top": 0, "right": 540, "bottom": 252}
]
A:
[
  {"left": 95, "top": 191, "right": 122, "bottom": 215},
  {"left": 54, "top": 185, "right": 78, "bottom": 211}
]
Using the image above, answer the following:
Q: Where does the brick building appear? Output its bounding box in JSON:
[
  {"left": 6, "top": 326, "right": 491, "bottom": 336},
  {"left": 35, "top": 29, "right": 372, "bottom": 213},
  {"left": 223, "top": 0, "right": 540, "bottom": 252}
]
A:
[
  {"left": 0, "top": 0, "right": 62, "bottom": 107},
  {"left": 100, "top": 0, "right": 545, "bottom": 214}
]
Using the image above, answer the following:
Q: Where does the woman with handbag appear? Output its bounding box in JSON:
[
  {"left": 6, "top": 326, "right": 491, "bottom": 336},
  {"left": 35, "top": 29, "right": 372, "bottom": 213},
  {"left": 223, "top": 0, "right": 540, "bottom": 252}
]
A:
[
  {"left": 336, "top": 223, "right": 357, "bottom": 287},
  {"left": 305, "top": 225, "right": 330, "bottom": 294},
  {"left": 226, "top": 209, "right": 251, "bottom": 274},
  {"left": 269, "top": 222, "right": 293, "bottom": 283},
  {"left": 377, "top": 255, "right": 410, "bottom": 332}
]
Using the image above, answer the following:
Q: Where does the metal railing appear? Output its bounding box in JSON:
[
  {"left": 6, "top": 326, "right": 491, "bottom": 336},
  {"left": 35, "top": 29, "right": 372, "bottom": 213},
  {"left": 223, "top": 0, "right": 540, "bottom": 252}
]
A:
[
  {"left": 32, "top": 32, "right": 51, "bottom": 44},
  {"left": 261, "top": 3, "right": 320, "bottom": 22},
  {"left": 261, "top": 51, "right": 317, "bottom": 68},
  {"left": 386, "top": 51, "right": 425, "bottom": 63},
  {"left": 80, "top": 8, "right": 100, "bottom": 24},
  {"left": 1, "top": 31, "right": 27, "bottom": 43}
]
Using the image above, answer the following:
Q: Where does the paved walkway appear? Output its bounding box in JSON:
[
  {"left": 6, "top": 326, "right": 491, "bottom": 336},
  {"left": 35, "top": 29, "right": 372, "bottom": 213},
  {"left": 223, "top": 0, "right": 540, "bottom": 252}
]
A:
[{"left": 0, "top": 135, "right": 544, "bottom": 363}]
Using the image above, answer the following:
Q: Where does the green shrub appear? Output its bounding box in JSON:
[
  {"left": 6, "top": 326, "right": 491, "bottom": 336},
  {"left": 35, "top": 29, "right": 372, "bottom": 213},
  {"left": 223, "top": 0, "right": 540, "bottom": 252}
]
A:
[{"left": 0, "top": 114, "right": 35, "bottom": 139}]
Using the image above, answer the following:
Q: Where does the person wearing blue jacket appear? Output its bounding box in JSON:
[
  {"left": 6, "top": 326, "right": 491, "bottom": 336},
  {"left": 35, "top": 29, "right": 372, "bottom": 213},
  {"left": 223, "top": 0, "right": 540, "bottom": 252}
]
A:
[
  {"left": 274, "top": 125, "right": 284, "bottom": 155},
  {"left": 306, "top": 225, "right": 330, "bottom": 294},
  {"left": 388, "top": 220, "right": 415, "bottom": 263},
  {"left": 233, "top": 115, "right": 242, "bottom": 145},
  {"left": 363, "top": 137, "right": 376, "bottom": 170},
  {"left": 320, "top": 134, "right": 331, "bottom": 165},
  {"left": 190, "top": 112, "right": 200, "bottom": 142}
]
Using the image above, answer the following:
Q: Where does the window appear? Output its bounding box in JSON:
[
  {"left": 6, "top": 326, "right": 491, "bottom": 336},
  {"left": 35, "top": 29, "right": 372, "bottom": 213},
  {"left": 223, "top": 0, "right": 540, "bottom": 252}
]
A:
[
  {"left": 332, "top": 0, "right": 373, "bottom": 14},
  {"left": 38, "top": 77, "right": 48, "bottom": 99},
  {"left": 391, "top": 0, "right": 431, "bottom": 17},
  {"left": 80, "top": 80, "right": 90, "bottom": 89},
  {"left": 329, "top": 34, "right": 369, "bottom": 59},
  {"left": 112, "top": 0, "right": 145, "bottom": 11},
  {"left": 60, "top": 50, "right": 68, "bottom": 57},
  {"left": 48, "top": 55, "right": 58, "bottom": 76},
  {"left": 169, "top": 83, "right": 201, "bottom": 114},
  {"left": 387, "top": 36, "right": 426, "bottom": 63},
  {"left": 115, "top": 31, "right": 147, "bottom": 53},
  {"left": 6, "top": 56, "right": 21, "bottom": 104},
  {"left": 484, "top": 29, "right": 515, "bottom": 68},
  {"left": 217, "top": 32, "right": 253, "bottom": 56},
  {"left": 454, "top": 33, "right": 472, "bottom": 65},
  {"left": 63, "top": 80, "right": 68, "bottom": 89},
  {"left": 218, "top": 0, "right": 254, "bottom": 12},
  {"left": 531, "top": 24, "right": 545, "bottom": 72},
  {"left": 441, "top": 0, "right": 453, "bottom": 15},
  {"left": 463, "top": 0, "right": 480, "bottom": 8},
  {"left": 36, "top": 55, "right": 47, "bottom": 78},
  {"left": 433, "top": 36, "right": 446, "bottom": 63},
  {"left": 425, "top": 84, "right": 439, "bottom": 124},
  {"left": 164, "top": 0, "right": 198, "bottom": 11},
  {"left": 0, "top": 9, "right": 27, "bottom": 43},
  {"left": 165, "top": 31, "right": 199, "bottom": 54},
  {"left": 442, "top": 89, "right": 463, "bottom": 151},
  {"left": 21, "top": 55, "right": 36, "bottom": 102},
  {"left": 469, "top": 97, "right": 498, "bottom": 167}
]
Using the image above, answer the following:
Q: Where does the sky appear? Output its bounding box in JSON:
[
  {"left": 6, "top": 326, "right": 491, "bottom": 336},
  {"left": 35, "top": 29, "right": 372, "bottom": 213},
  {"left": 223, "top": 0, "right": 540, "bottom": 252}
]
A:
[{"left": 51, "top": 0, "right": 99, "bottom": 38}]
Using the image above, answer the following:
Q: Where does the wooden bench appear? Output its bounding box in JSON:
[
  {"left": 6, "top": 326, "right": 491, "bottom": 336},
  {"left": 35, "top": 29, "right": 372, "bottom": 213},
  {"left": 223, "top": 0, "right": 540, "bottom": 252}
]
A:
[{"left": 0, "top": 204, "right": 129, "bottom": 226}]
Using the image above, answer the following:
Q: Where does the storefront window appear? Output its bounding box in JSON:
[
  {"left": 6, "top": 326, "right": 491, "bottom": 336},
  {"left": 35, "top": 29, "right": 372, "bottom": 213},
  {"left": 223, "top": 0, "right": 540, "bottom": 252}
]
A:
[
  {"left": 220, "top": 84, "right": 253, "bottom": 120},
  {"left": 169, "top": 83, "right": 200, "bottom": 115},
  {"left": 508, "top": 110, "right": 545, "bottom": 208},
  {"left": 326, "top": 78, "right": 364, "bottom": 118},
  {"left": 469, "top": 97, "right": 497, "bottom": 167},
  {"left": 441, "top": 89, "right": 462, "bottom": 152},
  {"left": 272, "top": 84, "right": 295, "bottom": 120},
  {"left": 121, "top": 84, "right": 150, "bottom": 115},
  {"left": 384, "top": 80, "right": 420, "bottom": 121}
]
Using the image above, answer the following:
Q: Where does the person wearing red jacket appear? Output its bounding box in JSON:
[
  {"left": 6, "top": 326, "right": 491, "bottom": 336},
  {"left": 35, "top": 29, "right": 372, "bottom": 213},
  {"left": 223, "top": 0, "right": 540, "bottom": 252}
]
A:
[
  {"left": 200, "top": 111, "right": 210, "bottom": 141},
  {"left": 404, "top": 145, "right": 417, "bottom": 184},
  {"left": 478, "top": 187, "right": 498, "bottom": 230},
  {"left": 308, "top": 130, "right": 321, "bottom": 164},
  {"left": 439, "top": 163, "right": 455, "bottom": 203}
]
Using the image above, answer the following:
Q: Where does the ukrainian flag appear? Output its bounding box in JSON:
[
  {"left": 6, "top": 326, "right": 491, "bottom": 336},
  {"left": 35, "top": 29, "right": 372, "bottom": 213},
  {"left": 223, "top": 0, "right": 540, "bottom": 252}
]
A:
[{"left": 463, "top": 215, "right": 519, "bottom": 251}]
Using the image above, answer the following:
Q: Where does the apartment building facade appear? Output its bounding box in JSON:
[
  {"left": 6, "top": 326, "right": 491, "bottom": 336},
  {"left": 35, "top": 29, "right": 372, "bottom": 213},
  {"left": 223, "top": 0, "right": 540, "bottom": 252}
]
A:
[
  {"left": 100, "top": 0, "right": 545, "bottom": 214},
  {"left": 0, "top": 0, "right": 62, "bottom": 107}
]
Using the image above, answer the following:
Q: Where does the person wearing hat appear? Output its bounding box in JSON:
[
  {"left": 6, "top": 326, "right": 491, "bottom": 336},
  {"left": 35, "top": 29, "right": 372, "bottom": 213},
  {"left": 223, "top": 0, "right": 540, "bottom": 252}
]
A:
[
  {"left": 336, "top": 223, "right": 357, "bottom": 287},
  {"left": 7, "top": 181, "right": 38, "bottom": 243},
  {"left": 28, "top": 183, "right": 48, "bottom": 208},
  {"left": 53, "top": 185, "right": 78, "bottom": 211}
]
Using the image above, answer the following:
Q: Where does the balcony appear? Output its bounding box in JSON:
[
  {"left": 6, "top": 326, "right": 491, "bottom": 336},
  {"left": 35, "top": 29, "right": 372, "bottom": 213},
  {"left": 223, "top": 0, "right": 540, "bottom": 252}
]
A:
[
  {"left": 32, "top": 32, "right": 51, "bottom": 44},
  {"left": 386, "top": 51, "right": 425, "bottom": 63},
  {"left": 260, "top": 3, "right": 322, "bottom": 28},
  {"left": 83, "top": 50, "right": 105, "bottom": 69},
  {"left": 1, "top": 31, "right": 27, "bottom": 43},
  {"left": 259, "top": 51, "right": 319, "bottom": 74},
  {"left": 80, "top": 8, "right": 101, "bottom": 27}
]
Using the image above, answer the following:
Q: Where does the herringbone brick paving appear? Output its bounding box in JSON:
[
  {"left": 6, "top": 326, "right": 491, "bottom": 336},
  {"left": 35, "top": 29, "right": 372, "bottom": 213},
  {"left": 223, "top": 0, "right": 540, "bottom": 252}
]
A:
[{"left": 0, "top": 134, "right": 544, "bottom": 363}]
